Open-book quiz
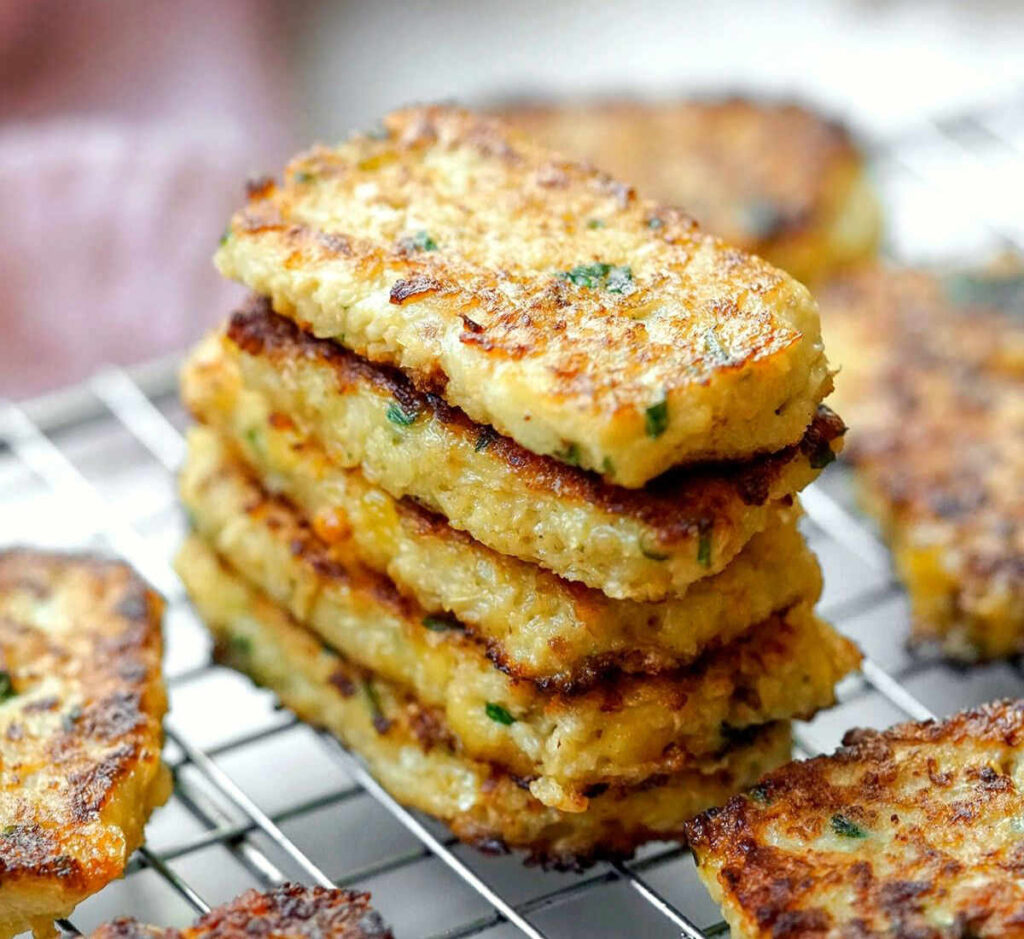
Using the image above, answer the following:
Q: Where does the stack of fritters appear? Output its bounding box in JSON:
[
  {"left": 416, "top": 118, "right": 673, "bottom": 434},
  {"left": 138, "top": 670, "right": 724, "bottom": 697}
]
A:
[
  {"left": 821, "top": 265, "right": 1023, "bottom": 661},
  {"left": 176, "top": 106, "right": 860, "bottom": 867}
]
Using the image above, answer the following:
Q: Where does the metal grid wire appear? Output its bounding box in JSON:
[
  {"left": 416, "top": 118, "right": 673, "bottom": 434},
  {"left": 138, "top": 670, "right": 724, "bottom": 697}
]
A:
[{"left": 2, "top": 92, "right": 1024, "bottom": 937}]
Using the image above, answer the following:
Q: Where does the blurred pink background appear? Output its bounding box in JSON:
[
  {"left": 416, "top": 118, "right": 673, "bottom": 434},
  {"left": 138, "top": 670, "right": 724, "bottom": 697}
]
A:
[{"left": 0, "top": 0, "right": 295, "bottom": 395}]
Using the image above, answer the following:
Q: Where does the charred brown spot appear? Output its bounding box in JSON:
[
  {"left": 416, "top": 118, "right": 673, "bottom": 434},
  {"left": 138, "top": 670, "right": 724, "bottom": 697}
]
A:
[
  {"left": 389, "top": 275, "right": 443, "bottom": 305},
  {"left": 245, "top": 175, "right": 276, "bottom": 200}
]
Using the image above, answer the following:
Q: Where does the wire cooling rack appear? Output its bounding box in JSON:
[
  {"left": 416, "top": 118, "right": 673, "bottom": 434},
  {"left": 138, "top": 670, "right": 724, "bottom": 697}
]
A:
[{"left": 2, "top": 93, "right": 1024, "bottom": 938}]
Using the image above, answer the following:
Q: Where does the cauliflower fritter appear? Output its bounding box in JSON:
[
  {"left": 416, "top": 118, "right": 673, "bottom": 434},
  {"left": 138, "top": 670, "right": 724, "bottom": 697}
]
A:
[
  {"left": 687, "top": 699, "right": 1024, "bottom": 938},
  {"left": 215, "top": 106, "right": 833, "bottom": 486},
  {"left": 502, "top": 97, "right": 882, "bottom": 284},
  {"left": 821, "top": 266, "right": 1024, "bottom": 660},
  {"left": 0, "top": 551, "right": 169, "bottom": 939}
]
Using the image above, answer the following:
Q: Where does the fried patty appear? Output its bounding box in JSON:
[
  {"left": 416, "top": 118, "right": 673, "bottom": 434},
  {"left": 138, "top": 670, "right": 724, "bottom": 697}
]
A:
[
  {"left": 176, "top": 535, "right": 793, "bottom": 868},
  {"left": 197, "top": 307, "right": 843, "bottom": 602},
  {"left": 89, "top": 884, "right": 393, "bottom": 939},
  {"left": 0, "top": 550, "right": 170, "bottom": 939},
  {"left": 215, "top": 106, "right": 833, "bottom": 486},
  {"left": 500, "top": 97, "right": 882, "bottom": 285},
  {"left": 184, "top": 376, "right": 822, "bottom": 686},
  {"left": 179, "top": 443, "right": 859, "bottom": 812},
  {"left": 821, "top": 267, "right": 1023, "bottom": 660},
  {"left": 686, "top": 699, "right": 1024, "bottom": 938}
]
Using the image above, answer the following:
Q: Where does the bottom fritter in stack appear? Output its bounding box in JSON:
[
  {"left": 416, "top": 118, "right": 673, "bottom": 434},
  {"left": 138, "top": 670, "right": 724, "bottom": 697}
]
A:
[{"left": 175, "top": 306, "right": 860, "bottom": 868}]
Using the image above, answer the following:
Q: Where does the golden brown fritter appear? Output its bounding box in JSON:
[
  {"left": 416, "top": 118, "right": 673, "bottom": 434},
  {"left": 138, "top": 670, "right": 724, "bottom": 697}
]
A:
[
  {"left": 686, "top": 699, "right": 1024, "bottom": 939},
  {"left": 821, "top": 266, "right": 1024, "bottom": 660},
  {"left": 196, "top": 305, "right": 843, "bottom": 601},
  {"left": 178, "top": 440, "right": 860, "bottom": 812},
  {"left": 88, "top": 884, "right": 393, "bottom": 939},
  {"left": 215, "top": 105, "right": 833, "bottom": 486},
  {"left": 0, "top": 550, "right": 170, "bottom": 939},
  {"left": 501, "top": 96, "right": 882, "bottom": 284},
  {"left": 176, "top": 535, "right": 794, "bottom": 869},
  {"left": 183, "top": 387, "right": 822, "bottom": 687}
]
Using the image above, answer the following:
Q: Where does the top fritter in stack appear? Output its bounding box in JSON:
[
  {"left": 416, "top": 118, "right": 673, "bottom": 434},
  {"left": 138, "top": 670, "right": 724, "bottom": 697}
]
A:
[{"left": 175, "top": 106, "right": 861, "bottom": 868}]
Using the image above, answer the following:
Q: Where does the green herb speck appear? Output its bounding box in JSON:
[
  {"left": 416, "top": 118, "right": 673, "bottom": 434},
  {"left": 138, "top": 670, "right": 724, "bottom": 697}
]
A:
[
  {"left": 587, "top": 218, "right": 606, "bottom": 229},
  {"left": 219, "top": 226, "right": 232, "bottom": 246},
  {"left": 809, "top": 441, "right": 836, "bottom": 470},
  {"left": 639, "top": 537, "right": 669, "bottom": 562},
  {"left": 601, "top": 456, "right": 615, "bottom": 476},
  {"left": 474, "top": 428, "right": 495, "bottom": 452},
  {"left": 411, "top": 230, "right": 438, "bottom": 251},
  {"left": 558, "top": 262, "right": 633, "bottom": 294},
  {"left": 485, "top": 702, "right": 516, "bottom": 725},
  {"left": 423, "top": 614, "right": 460, "bottom": 632},
  {"left": 831, "top": 813, "right": 867, "bottom": 838},
  {"left": 749, "top": 784, "right": 772, "bottom": 805},
  {"left": 364, "top": 679, "right": 391, "bottom": 733},
  {"left": 645, "top": 399, "right": 669, "bottom": 438},
  {"left": 556, "top": 442, "right": 582, "bottom": 467},
  {"left": 0, "top": 671, "right": 15, "bottom": 704},
  {"left": 697, "top": 531, "right": 712, "bottom": 568},
  {"left": 386, "top": 402, "right": 419, "bottom": 427},
  {"left": 294, "top": 171, "right": 317, "bottom": 184},
  {"left": 229, "top": 634, "right": 252, "bottom": 657},
  {"left": 244, "top": 426, "right": 262, "bottom": 452},
  {"left": 647, "top": 217, "right": 664, "bottom": 230}
]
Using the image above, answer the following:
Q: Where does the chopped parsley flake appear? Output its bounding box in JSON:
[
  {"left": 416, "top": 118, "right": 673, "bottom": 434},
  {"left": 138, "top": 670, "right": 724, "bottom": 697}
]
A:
[
  {"left": 587, "top": 218, "right": 606, "bottom": 229},
  {"left": 294, "top": 171, "right": 317, "bottom": 184},
  {"left": 228, "top": 634, "right": 252, "bottom": 657},
  {"left": 423, "top": 614, "right": 460, "bottom": 632},
  {"left": 647, "top": 217, "right": 664, "bottom": 230},
  {"left": 557, "top": 442, "right": 582, "bottom": 467},
  {"left": 244, "top": 426, "right": 262, "bottom": 452},
  {"left": 638, "top": 537, "right": 669, "bottom": 562},
  {"left": 749, "top": 784, "right": 772, "bottom": 805},
  {"left": 0, "top": 671, "right": 15, "bottom": 703},
  {"left": 558, "top": 262, "right": 633, "bottom": 294},
  {"left": 386, "top": 402, "right": 420, "bottom": 427},
  {"left": 219, "top": 226, "right": 232, "bottom": 246},
  {"left": 697, "top": 530, "right": 713, "bottom": 568},
  {"left": 809, "top": 441, "right": 837, "bottom": 470},
  {"left": 645, "top": 399, "right": 669, "bottom": 438},
  {"left": 601, "top": 456, "right": 615, "bottom": 476},
  {"left": 364, "top": 679, "right": 391, "bottom": 733},
  {"left": 485, "top": 702, "right": 516, "bottom": 725},
  {"left": 474, "top": 428, "right": 495, "bottom": 452},
  {"left": 831, "top": 813, "right": 867, "bottom": 838},
  {"left": 411, "top": 230, "right": 438, "bottom": 251}
]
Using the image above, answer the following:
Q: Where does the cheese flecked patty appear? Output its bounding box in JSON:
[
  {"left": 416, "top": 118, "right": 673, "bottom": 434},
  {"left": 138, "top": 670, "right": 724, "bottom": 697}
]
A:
[
  {"left": 215, "top": 106, "right": 833, "bottom": 486},
  {"left": 0, "top": 551, "right": 170, "bottom": 939},
  {"left": 687, "top": 699, "right": 1024, "bottom": 938}
]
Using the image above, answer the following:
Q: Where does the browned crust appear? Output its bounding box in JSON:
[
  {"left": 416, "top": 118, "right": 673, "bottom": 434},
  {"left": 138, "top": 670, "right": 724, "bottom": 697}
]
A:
[
  {"left": 821, "top": 266, "right": 1023, "bottom": 657},
  {"left": 685, "top": 699, "right": 1024, "bottom": 938},
  {"left": 227, "top": 299, "right": 844, "bottom": 545},
  {"left": 88, "top": 884, "right": 393, "bottom": 938},
  {"left": 498, "top": 94, "right": 862, "bottom": 245},
  {"left": 0, "top": 549, "right": 166, "bottom": 893}
]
